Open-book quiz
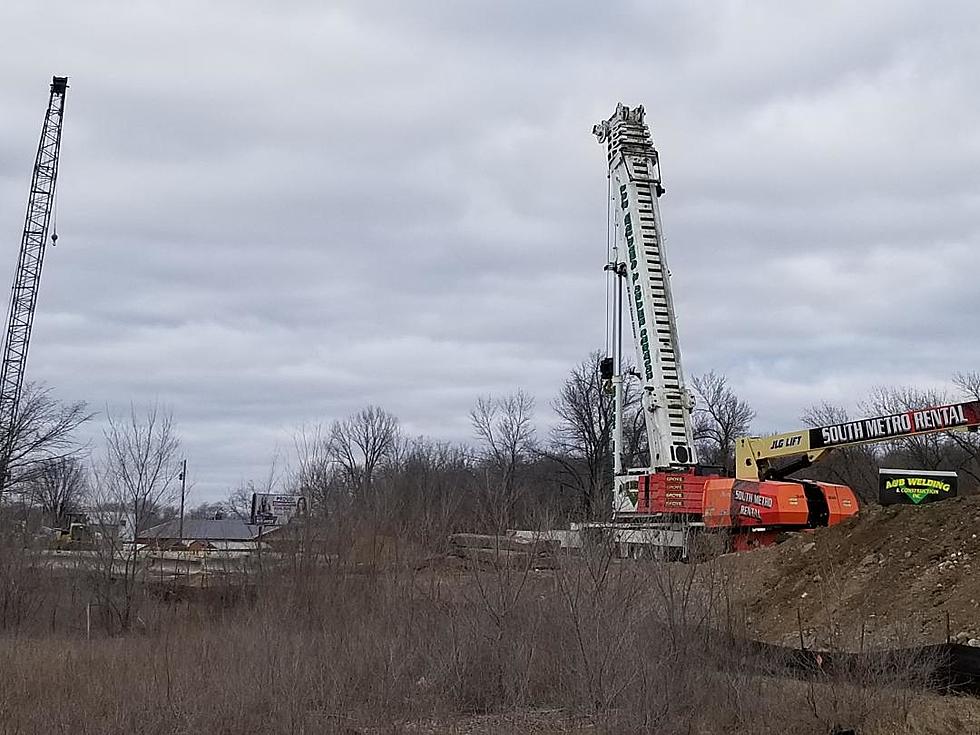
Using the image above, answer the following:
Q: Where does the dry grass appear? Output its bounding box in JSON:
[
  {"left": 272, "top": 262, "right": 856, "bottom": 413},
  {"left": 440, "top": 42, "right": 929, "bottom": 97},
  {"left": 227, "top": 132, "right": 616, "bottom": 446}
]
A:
[{"left": 0, "top": 528, "right": 963, "bottom": 734}]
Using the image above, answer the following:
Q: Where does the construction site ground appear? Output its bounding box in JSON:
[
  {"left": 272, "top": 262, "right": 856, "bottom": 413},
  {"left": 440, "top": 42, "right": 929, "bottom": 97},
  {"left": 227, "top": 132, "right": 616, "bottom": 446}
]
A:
[
  {"left": 432, "top": 497, "right": 980, "bottom": 731},
  {"left": 14, "top": 499, "right": 980, "bottom": 735},
  {"left": 712, "top": 494, "right": 980, "bottom": 651},
  {"left": 445, "top": 495, "right": 980, "bottom": 653}
]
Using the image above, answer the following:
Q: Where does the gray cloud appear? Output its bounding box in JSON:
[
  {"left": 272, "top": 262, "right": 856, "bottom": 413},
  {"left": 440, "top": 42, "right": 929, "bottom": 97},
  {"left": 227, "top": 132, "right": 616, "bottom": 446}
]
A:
[{"left": 1, "top": 1, "right": 978, "bottom": 499}]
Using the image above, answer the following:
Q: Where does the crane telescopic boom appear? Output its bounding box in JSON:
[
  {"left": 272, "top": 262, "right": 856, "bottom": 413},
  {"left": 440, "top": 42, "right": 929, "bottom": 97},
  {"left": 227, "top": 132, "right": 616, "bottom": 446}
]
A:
[
  {"left": 0, "top": 76, "right": 69, "bottom": 495},
  {"left": 594, "top": 104, "right": 697, "bottom": 514}
]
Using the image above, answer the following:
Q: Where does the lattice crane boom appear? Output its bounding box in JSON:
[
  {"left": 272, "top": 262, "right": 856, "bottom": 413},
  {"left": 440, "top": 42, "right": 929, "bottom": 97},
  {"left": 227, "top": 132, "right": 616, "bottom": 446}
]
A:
[{"left": 0, "top": 76, "right": 69, "bottom": 493}]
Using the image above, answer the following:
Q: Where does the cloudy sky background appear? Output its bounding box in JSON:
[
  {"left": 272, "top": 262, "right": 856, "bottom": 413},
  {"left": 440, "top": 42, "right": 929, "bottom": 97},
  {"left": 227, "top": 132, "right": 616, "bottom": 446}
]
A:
[{"left": 1, "top": 1, "right": 978, "bottom": 501}]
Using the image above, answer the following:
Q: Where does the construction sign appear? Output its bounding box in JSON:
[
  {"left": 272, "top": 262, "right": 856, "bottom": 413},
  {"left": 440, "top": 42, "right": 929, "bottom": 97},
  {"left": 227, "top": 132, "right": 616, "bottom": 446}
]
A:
[{"left": 878, "top": 469, "right": 957, "bottom": 506}]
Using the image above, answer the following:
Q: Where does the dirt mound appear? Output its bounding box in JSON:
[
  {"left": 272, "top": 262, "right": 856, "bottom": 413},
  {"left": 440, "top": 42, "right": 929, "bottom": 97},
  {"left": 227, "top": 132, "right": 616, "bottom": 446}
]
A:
[{"left": 716, "top": 494, "right": 980, "bottom": 649}]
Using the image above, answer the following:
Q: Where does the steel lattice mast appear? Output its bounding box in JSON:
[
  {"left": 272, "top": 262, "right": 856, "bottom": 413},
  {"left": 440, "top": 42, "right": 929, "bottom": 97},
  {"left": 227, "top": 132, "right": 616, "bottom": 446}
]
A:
[{"left": 0, "top": 76, "right": 68, "bottom": 494}]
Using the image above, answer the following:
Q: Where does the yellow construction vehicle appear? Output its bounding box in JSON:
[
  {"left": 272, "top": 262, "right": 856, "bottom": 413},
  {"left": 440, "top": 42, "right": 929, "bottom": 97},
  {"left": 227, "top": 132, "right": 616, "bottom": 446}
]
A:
[{"left": 52, "top": 513, "right": 93, "bottom": 550}]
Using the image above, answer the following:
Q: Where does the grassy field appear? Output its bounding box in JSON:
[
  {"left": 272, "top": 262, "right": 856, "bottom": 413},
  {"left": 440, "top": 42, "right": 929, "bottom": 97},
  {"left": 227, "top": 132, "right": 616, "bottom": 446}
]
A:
[{"left": 0, "top": 530, "right": 974, "bottom": 734}]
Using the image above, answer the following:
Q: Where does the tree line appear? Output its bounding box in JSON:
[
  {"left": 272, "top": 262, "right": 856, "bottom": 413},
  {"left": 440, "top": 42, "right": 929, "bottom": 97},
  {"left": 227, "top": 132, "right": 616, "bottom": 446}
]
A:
[{"left": 4, "top": 360, "right": 980, "bottom": 538}]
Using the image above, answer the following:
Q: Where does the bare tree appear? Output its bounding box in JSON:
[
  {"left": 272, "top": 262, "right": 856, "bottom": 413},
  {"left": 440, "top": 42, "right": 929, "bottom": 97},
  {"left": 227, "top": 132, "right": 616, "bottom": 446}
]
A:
[
  {"left": 950, "top": 372, "right": 980, "bottom": 486},
  {"left": 548, "top": 353, "right": 612, "bottom": 519},
  {"left": 292, "top": 423, "right": 345, "bottom": 517},
  {"left": 800, "top": 402, "right": 851, "bottom": 429},
  {"left": 470, "top": 390, "right": 536, "bottom": 525},
  {"left": 691, "top": 371, "right": 755, "bottom": 474},
  {"left": 545, "top": 352, "right": 642, "bottom": 519},
  {"left": 27, "top": 456, "right": 86, "bottom": 528},
  {"left": 288, "top": 409, "right": 400, "bottom": 529},
  {"left": 186, "top": 502, "right": 227, "bottom": 520},
  {"left": 801, "top": 402, "right": 879, "bottom": 502},
  {"left": 862, "top": 385, "right": 954, "bottom": 471},
  {"left": 328, "top": 406, "right": 400, "bottom": 500},
  {"left": 97, "top": 404, "right": 181, "bottom": 534},
  {"left": 89, "top": 403, "right": 181, "bottom": 631},
  {"left": 621, "top": 383, "right": 650, "bottom": 470},
  {"left": 2, "top": 382, "right": 91, "bottom": 494},
  {"left": 226, "top": 453, "right": 284, "bottom": 521},
  {"left": 382, "top": 437, "right": 476, "bottom": 544},
  {"left": 226, "top": 482, "right": 254, "bottom": 521},
  {"left": 954, "top": 371, "right": 980, "bottom": 401}
]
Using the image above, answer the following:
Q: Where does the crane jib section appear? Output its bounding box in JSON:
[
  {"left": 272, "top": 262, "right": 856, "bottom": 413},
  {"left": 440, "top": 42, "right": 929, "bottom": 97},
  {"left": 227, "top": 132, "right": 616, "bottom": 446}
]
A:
[
  {"left": 595, "top": 104, "right": 697, "bottom": 471},
  {"left": 0, "top": 76, "right": 68, "bottom": 492}
]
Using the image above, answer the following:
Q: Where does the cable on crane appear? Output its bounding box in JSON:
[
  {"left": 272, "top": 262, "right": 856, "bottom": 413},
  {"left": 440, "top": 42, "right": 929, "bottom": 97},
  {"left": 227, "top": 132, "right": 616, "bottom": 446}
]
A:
[
  {"left": 51, "top": 192, "right": 58, "bottom": 246},
  {"left": 604, "top": 173, "right": 613, "bottom": 358}
]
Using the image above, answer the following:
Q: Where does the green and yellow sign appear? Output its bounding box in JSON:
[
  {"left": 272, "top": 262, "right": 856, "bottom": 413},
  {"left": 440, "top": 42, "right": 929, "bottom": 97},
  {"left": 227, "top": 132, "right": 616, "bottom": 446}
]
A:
[{"left": 878, "top": 469, "right": 957, "bottom": 505}]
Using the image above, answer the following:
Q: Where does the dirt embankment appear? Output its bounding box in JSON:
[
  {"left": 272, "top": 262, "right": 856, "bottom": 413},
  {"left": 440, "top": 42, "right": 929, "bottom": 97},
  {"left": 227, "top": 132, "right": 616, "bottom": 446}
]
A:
[{"left": 715, "top": 495, "right": 980, "bottom": 649}]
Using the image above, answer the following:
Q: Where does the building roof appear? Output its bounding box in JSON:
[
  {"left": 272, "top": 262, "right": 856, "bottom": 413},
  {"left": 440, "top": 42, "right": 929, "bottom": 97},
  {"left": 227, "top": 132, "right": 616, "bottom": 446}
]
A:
[{"left": 137, "top": 518, "right": 260, "bottom": 542}]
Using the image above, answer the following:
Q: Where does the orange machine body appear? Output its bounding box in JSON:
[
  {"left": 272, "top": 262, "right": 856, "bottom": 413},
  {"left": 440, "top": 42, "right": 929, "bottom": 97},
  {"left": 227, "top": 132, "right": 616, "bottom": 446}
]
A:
[
  {"left": 701, "top": 478, "right": 858, "bottom": 529},
  {"left": 630, "top": 470, "right": 859, "bottom": 540},
  {"left": 635, "top": 469, "right": 714, "bottom": 515}
]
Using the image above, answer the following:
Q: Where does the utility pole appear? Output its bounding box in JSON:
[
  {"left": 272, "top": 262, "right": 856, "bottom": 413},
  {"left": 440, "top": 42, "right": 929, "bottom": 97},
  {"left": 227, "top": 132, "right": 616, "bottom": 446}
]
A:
[{"left": 178, "top": 458, "right": 187, "bottom": 542}]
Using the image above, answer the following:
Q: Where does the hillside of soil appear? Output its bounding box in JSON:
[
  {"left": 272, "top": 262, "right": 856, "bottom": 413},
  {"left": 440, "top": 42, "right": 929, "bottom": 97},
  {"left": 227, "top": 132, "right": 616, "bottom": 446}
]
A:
[{"left": 717, "top": 494, "right": 980, "bottom": 650}]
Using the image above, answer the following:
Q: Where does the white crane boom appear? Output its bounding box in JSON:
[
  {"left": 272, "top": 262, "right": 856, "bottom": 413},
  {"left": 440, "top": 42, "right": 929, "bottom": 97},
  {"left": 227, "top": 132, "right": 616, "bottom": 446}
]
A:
[{"left": 594, "top": 104, "right": 697, "bottom": 513}]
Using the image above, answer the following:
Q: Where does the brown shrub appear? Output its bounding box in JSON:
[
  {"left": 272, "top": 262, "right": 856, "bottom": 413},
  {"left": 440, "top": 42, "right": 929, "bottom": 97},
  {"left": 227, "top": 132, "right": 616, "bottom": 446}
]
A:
[{"left": 0, "top": 527, "right": 957, "bottom": 734}]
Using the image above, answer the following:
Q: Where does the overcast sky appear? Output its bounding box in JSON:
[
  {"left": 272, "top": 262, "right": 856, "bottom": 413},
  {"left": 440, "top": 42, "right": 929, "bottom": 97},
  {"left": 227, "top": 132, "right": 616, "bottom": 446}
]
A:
[{"left": 1, "top": 1, "right": 978, "bottom": 502}]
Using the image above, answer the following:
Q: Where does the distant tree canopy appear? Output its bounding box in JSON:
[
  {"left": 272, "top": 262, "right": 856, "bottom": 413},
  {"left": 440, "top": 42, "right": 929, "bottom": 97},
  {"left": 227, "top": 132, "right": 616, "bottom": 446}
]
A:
[
  {"left": 12, "top": 353, "right": 977, "bottom": 537},
  {"left": 218, "top": 359, "right": 980, "bottom": 531},
  {"left": 4, "top": 383, "right": 91, "bottom": 495},
  {"left": 692, "top": 371, "right": 756, "bottom": 475}
]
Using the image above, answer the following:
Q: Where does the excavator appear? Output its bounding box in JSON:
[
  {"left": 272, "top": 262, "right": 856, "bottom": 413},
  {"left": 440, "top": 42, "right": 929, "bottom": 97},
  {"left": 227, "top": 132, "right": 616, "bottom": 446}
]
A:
[{"left": 593, "top": 103, "right": 979, "bottom": 555}]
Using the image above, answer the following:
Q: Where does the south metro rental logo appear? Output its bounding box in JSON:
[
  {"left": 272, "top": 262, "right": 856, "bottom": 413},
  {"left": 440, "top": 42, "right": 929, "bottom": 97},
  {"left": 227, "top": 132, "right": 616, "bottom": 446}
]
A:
[
  {"left": 878, "top": 469, "right": 958, "bottom": 506},
  {"left": 810, "top": 401, "right": 980, "bottom": 449}
]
